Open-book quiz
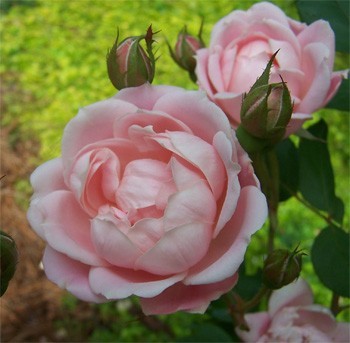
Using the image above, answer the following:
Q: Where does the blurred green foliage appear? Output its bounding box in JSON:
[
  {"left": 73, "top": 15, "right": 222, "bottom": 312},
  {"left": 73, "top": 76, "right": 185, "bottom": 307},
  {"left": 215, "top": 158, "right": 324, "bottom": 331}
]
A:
[{"left": 1, "top": 0, "right": 348, "bottom": 341}]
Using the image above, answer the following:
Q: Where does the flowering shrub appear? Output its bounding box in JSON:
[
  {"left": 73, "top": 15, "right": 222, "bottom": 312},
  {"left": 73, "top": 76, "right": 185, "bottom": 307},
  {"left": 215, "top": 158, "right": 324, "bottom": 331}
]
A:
[{"left": 3, "top": 0, "right": 345, "bottom": 341}]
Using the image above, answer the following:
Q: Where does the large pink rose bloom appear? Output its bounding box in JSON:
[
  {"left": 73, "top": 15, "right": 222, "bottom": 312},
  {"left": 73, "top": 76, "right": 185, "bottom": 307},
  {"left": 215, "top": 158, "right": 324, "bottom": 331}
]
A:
[
  {"left": 27, "top": 84, "right": 267, "bottom": 315},
  {"left": 236, "top": 278, "right": 350, "bottom": 342},
  {"left": 196, "top": 1, "right": 347, "bottom": 135}
]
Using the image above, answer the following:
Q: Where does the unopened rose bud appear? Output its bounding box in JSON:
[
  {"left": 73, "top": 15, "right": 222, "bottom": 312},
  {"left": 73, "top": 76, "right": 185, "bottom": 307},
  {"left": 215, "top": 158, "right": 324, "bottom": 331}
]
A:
[
  {"left": 262, "top": 246, "right": 305, "bottom": 290},
  {"left": 107, "top": 25, "right": 156, "bottom": 90},
  {"left": 237, "top": 52, "right": 293, "bottom": 153},
  {"left": 168, "top": 22, "right": 205, "bottom": 82},
  {"left": 0, "top": 231, "right": 18, "bottom": 296}
]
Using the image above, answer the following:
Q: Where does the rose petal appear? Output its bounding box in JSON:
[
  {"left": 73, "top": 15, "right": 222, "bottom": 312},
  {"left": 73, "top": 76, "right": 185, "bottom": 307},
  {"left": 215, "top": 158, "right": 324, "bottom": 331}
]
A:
[
  {"left": 152, "top": 131, "right": 226, "bottom": 200},
  {"left": 235, "top": 312, "right": 271, "bottom": 342},
  {"left": 115, "top": 83, "right": 181, "bottom": 110},
  {"left": 184, "top": 185, "right": 267, "bottom": 285},
  {"left": 28, "top": 190, "right": 104, "bottom": 266},
  {"left": 116, "top": 159, "right": 172, "bottom": 211},
  {"left": 298, "top": 20, "right": 335, "bottom": 69},
  {"left": 153, "top": 89, "right": 232, "bottom": 144},
  {"left": 43, "top": 246, "right": 106, "bottom": 303},
  {"left": 30, "top": 158, "right": 67, "bottom": 198},
  {"left": 89, "top": 266, "right": 186, "bottom": 299},
  {"left": 62, "top": 98, "right": 137, "bottom": 168},
  {"left": 135, "top": 221, "right": 213, "bottom": 275},
  {"left": 140, "top": 273, "right": 238, "bottom": 315},
  {"left": 299, "top": 44, "right": 332, "bottom": 113},
  {"left": 91, "top": 213, "right": 142, "bottom": 268},
  {"left": 268, "top": 278, "right": 314, "bottom": 317}
]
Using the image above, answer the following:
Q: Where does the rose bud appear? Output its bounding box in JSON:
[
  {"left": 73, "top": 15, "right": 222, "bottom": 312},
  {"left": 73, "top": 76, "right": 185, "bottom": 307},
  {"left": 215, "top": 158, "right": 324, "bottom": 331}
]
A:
[
  {"left": 168, "top": 23, "right": 205, "bottom": 82},
  {"left": 236, "top": 53, "right": 293, "bottom": 153},
  {"left": 107, "top": 25, "right": 156, "bottom": 90},
  {"left": 0, "top": 231, "right": 18, "bottom": 296},
  {"left": 262, "top": 247, "right": 305, "bottom": 290}
]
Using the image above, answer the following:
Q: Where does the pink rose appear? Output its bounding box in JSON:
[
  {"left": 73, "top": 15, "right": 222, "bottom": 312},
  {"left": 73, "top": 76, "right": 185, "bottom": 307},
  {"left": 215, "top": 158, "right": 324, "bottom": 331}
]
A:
[
  {"left": 236, "top": 278, "right": 350, "bottom": 342},
  {"left": 196, "top": 1, "right": 347, "bottom": 135},
  {"left": 27, "top": 84, "right": 267, "bottom": 314}
]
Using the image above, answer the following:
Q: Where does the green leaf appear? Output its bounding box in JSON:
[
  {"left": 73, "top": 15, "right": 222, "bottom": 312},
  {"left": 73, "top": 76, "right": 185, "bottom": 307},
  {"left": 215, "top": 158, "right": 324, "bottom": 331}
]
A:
[
  {"left": 276, "top": 138, "right": 299, "bottom": 201},
  {"left": 176, "top": 323, "right": 235, "bottom": 342},
  {"left": 326, "top": 78, "right": 350, "bottom": 112},
  {"left": 296, "top": 0, "right": 349, "bottom": 53},
  {"left": 311, "top": 226, "right": 350, "bottom": 297},
  {"left": 298, "top": 120, "right": 337, "bottom": 213},
  {"left": 0, "top": 231, "right": 18, "bottom": 297}
]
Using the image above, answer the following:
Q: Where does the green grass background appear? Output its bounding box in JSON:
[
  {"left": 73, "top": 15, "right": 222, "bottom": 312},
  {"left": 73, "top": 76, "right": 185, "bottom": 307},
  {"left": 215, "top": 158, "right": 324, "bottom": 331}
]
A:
[{"left": 1, "top": 0, "right": 349, "bottom": 341}]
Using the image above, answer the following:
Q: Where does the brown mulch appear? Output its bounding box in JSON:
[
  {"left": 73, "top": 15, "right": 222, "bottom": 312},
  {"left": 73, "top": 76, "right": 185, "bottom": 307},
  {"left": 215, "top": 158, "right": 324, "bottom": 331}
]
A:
[{"left": 0, "top": 123, "right": 65, "bottom": 342}]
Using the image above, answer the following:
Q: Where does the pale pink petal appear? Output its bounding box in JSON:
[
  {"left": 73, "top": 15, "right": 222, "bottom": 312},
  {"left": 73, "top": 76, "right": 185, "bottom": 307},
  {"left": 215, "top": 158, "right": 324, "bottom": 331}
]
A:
[
  {"left": 43, "top": 246, "right": 106, "bottom": 303},
  {"left": 62, "top": 98, "right": 137, "bottom": 167},
  {"left": 269, "top": 39, "right": 300, "bottom": 70},
  {"left": 332, "top": 323, "right": 350, "bottom": 342},
  {"left": 210, "top": 14, "right": 247, "bottom": 48},
  {"left": 135, "top": 221, "right": 213, "bottom": 275},
  {"left": 233, "top": 132, "right": 260, "bottom": 188},
  {"left": 235, "top": 312, "right": 271, "bottom": 342},
  {"left": 115, "top": 83, "right": 181, "bottom": 110},
  {"left": 113, "top": 110, "right": 191, "bottom": 139},
  {"left": 196, "top": 48, "right": 215, "bottom": 97},
  {"left": 30, "top": 158, "right": 67, "bottom": 198},
  {"left": 152, "top": 131, "right": 226, "bottom": 200},
  {"left": 116, "top": 159, "right": 171, "bottom": 211},
  {"left": 89, "top": 266, "right": 186, "bottom": 299},
  {"left": 285, "top": 112, "right": 312, "bottom": 136},
  {"left": 221, "top": 46, "right": 238, "bottom": 90},
  {"left": 184, "top": 186, "right": 267, "bottom": 285},
  {"left": 248, "top": 2, "right": 290, "bottom": 27},
  {"left": 127, "top": 217, "right": 164, "bottom": 252},
  {"left": 163, "top": 180, "right": 217, "bottom": 230},
  {"left": 213, "top": 92, "right": 243, "bottom": 127},
  {"left": 299, "top": 47, "right": 332, "bottom": 113},
  {"left": 268, "top": 278, "right": 313, "bottom": 317},
  {"left": 140, "top": 273, "right": 238, "bottom": 315},
  {"left": 212, "top": 132, "right": 241, "bottom": 236},
  {"left": 152, "top": 89, "right": 232, "bottom": 143},
  {"left": 229, "top": 50, "right": 272, "bottom": 94},
  {"left": 323, "top": 70, "right": 349, "bottom": 106},
  {"left": 71, "top": 149, "right": 120, "bottom": 216},
  {"left": 298, "top": 20, "right": 335, "bottom": 68},
  {"left": 270, "top": 68, "right": 305, "bottom": 102},
  {"left": 91, "top": 214, "right": 142, "bottom": 268},
  {"left": 28, "top": 190, "right": 104, "bottom": 266},
  {"left": 207, "top": 47, "right": 225, "bottom": 93},
  {"left": 297, "top": 305, "right": 337, "bottom": 333},
  {"left": 170, "top": 156, "right": 204, "bottom": 192}
]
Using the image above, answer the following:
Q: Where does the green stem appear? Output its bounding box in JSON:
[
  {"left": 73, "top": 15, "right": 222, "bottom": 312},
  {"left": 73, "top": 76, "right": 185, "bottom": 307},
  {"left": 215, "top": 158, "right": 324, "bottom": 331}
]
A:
[
  {"left": 243, "top": 286, "right": 270, "bottom": 311},
  {"left": 251, "top": 148, "right": 280, "bottom": 253}
]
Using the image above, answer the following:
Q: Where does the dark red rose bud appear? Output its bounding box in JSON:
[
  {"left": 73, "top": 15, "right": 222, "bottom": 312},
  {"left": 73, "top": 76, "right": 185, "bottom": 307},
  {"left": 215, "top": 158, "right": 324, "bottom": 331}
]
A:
[{"left": 262, "top": 246, "right": 305, "bottom": 290}]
